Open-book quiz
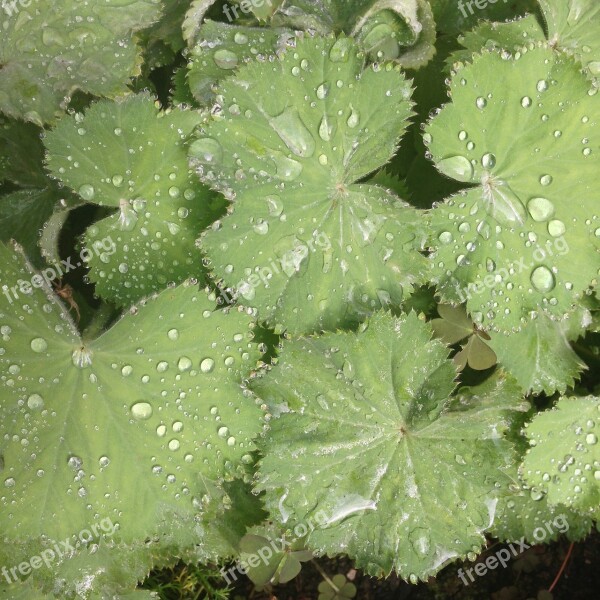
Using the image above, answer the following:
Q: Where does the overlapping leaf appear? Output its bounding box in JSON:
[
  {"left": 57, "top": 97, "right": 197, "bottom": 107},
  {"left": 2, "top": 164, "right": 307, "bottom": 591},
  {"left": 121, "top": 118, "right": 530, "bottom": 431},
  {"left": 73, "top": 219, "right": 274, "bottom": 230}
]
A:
[
  {"left": 521, "top": 396, "right": 600, "bottom": 514},
  {"left": 539, "top": 0, "right": 600, "bottom": 83},
  {"left": 252, "top": 312, "right": 527, "bottom": 579},
  {"left": 192, "top": 36, "right": 429, "bottom": 334},
  {"left": 45, "top": 94, "right": 224, "bottom": 306},
  {"left": 488, "top": 308, "right": 588, "bottom": 395},
  {"left": 425, "top": 47, "right": 600, "bottom": 333},
  {"left": 186, "top": 0, "right": 437, "bottom": 105},
  {"left": 0, "top": 241, "right": 264, "bottom": 588},
  {"left": 0, "top": 118, "right": 79, "bottom": 266},
  {"left": 0, "top": 0, "right": 162, "bottom": 124}
]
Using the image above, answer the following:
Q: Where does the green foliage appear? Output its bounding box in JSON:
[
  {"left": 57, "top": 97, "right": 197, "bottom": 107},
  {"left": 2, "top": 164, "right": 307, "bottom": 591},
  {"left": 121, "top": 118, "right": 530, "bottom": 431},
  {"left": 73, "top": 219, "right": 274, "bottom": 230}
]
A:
[
  {"left": 191, "top": 35, "right": 429, "bottom": 334},
  {"left": 0, "top": 0, "right": 162, "bottom": 124},
  {"left": 1, "top": 0, "right": 600, "bottom": 597}
]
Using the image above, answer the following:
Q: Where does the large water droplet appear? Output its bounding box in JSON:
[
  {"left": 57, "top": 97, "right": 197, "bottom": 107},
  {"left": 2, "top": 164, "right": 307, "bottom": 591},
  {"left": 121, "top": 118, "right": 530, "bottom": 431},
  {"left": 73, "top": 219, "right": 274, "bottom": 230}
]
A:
[
  {"left": 213, "top": 49, "right": 238, "bottom": 70},
  {"left": 27, "top": 393, "right": 44, "bottom": 411},
  {"left": 131, "top": 401, "right": 153, "bottom": 420},
  {"left": 189, "top": 138, "right": 223, "bottom": 164},
  {"left": 437, "top": 156, "right": 474, "bottom": 182},
  {"left": 483, "top": 181, "right": 527, "bottom": 227},
  {"left": 78, "top": 184, "right": 95, "bottom": 201},
  {"left": 548, "top": 219, "right": 566, "bottom": 237},
  {"left": 30, "top": 338, "right": 48, "bottom": 353},
  {"left": 270, "top": 107, "right": 316, "bottom": 158},
  {"left": 530, "top": 266, "right": 556, "bottom": 293},
  {"left": 527, "top": 197, "right": 555, "bottom": 222},
  {"left": 271, "top": 153, "right": 303, "bottom": 181},
  {"left": 330, "top": 38, "right": 352, "bottom": 62}
]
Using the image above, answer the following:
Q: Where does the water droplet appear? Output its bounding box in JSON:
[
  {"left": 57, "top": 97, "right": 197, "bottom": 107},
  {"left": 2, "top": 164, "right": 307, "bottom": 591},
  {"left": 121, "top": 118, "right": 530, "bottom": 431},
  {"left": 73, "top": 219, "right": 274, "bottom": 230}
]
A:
[
  {"left": 178, "top": 356, "right": 192, "bottom": 371},
  {"left": 476, "top": 97, "right": 487, "bottom": 109},
  {"left": 347, "top": 105, "right": 360, "bottom": 129},
  {"left": 437, "top": 156, "right": 474, "bottom": 182},
  {"left": 78, "top": 184, "right": 95, "bottom": 201},
  {"left": 167, "top": 328, "right": 179, "bottom": 341},
  {"left": 112, "top": 175, "right": 123, "bottom": 187},
  {"left": 318, "top": 115, "right": 333, "bottom": 142},
  {"left": 27, "top": 393, "right": 44, "bottom": 410},
  {"left": 527, "top": 197, "right": 555, "bottom": 222},
  {"left": 438, "top": 231, "right": 453, "bottom": 244},
  {"left": 30, "top": 338, "right": 48, "bottom": 353},
  {"left": 168, "top": 439, "right": 180, "bottom": 451},
  {"left": 548, "top": 219, "right": 566, "bottom": 237},
  {"left": 218, "top": 426, "right": 229, "bottom": 438},
  {"left": 131, "top": 401, "right": 153, "bottom": 420},
  {"left": 270, "top": 107, "right": 316, "bottom": 157},
  {"left": 521, "top": 96, "right": 532, "bottom": 108},
  {"left": 200, "top": 358, "right": 215, "bottom": 373},
  {"left": 272, "top": 153, "right": 303, "bottom": 181},
  {"left": 586, "top": 433, "right": 597, "bottom": 445},
  {"left": 539, "top": 174, "right": 553, "bottom": 186},
  {"left": 531, "top": 266, "right": 556, "bottom": 293},
  {"left": 99, "top": 456, "right": 110, "bottom": 468},
  {"left": 537, "top": 79, "right": 549, "bottom": 92},
  {"left": 483, "top": 181, "right": 527, "bottom": 227},
  {"left": 213, "top": 49, "right": 238, "bottom": 70},
  {"left": 316, "top": 83, "right": 329, "bottom": 100},
  {"left": 233, "top": 32, "right": 248, "bottom": 44},
  {"left": 189, "top": 138, "right": 223, "bottom": 163},
  {"left": 482, "top": 153, "right": 496, "bottom": 169}
]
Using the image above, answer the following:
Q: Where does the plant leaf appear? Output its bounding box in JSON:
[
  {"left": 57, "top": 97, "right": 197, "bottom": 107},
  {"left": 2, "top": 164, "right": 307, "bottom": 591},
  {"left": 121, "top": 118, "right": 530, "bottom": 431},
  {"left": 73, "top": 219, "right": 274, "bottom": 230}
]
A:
[
  {"left": 192, "top": 35, "right": 429, "bottom": 334},
  {"left": 488, "top": 310, "right": 587, "bottom": 395},
  {"left": 0, "top": 241, "right": 264, "bottom": 582},
  {"left": 252, "top": 312, "right": 527, "bottom": 579},
  {"left": 0, "top": 0, "right": 161, "bottom": 124},
  {"left": 539, "top": 0, "right": 600, "bottom": 82},
  {"left": 520, "top": 395, "right": 600, "bottom": 514},
  {"left": 45, "top": 94, "right": 224, "bottom": 306},
  {"left": 425, "top": 47, "right": 600, "bottom": 333}
]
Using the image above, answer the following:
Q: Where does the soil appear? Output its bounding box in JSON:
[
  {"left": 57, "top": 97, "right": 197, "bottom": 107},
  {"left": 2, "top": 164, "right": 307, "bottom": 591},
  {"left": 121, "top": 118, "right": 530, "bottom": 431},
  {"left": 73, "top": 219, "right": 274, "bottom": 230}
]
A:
[{"left": 230, "top": 531, "right": 600, "bottom": 599}]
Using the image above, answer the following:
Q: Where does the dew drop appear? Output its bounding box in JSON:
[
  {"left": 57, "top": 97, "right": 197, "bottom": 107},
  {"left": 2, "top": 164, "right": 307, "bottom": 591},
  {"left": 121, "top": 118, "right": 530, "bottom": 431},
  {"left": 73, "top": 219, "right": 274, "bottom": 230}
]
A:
[
  {"left": 527, "top": 197, "right": 555, "bottom": 222},
  {"left": 530, "top": 266, "right": 556, "bottom": 293},
  {"left": 200, "top": 358, "right": 215, "bottom": 373},
  {"left": 213, "top": 49, "right": 238, "bottom": 70},
  {"left": 78, "top": 184, "right": 95, "bottom": 201},
  {"left": 131, "top": 401, "right": 153, "bottom": 420},
  {"left": 437, "top": 155, "right": 474, "bottom": 182},
  {"left": 30, "top": 338, "right": 48, "bottom": 353}
]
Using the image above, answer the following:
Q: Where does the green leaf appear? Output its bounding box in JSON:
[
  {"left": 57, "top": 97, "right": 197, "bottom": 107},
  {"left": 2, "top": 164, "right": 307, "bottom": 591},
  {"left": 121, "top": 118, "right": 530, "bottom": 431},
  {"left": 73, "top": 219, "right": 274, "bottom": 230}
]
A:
[
  {"left": 520, "top": 395, "right": 600, "bottom": 514},
  {"left": 252, "top": 312, "right": 527, "bottom": 580},
  {"left": 428, "top": 0, "right": 537, "bottom": 35},
  {"left": 45, "top": 94, "right": 224, "bottom": 306},
  {"left": 0, "top": 241, "right": 264, "bottom": 576},
  {"left": 318, "top": 573, "right": 357, "bottom": 600},
  {"left": 239, "top": 523, "right": 313, "bottom": 586},
  {"left": 0, "top": 118, "right": 80, "bottom": 267},
  {"left": 449, "top": 14, "right": 546, "bottom": 67},
  {"left": 192, "top": 35, "right": 429, "bottom": 334},
  {"left": 488, "top": 310, "right": 587, "bottom": 395},
  {"left": 187, "top": 21, "right": 290, "bottom": 104},
  {"left": 0, "top": 0, "right": 162, "bottom": 124},
  {"left": 491, "top": 481, "right": 593, "bottom": 543},
  {"left": 425, "top": 47, "right": 600, "bottom": 333},
  {"left": 539, "top": 0, "right": 600, "bottom": 82}
]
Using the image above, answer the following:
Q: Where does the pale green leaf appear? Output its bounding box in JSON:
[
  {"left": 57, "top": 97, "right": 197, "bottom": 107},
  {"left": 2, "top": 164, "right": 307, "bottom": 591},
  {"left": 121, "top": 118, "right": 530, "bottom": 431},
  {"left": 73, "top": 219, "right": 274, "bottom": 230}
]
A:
[
  {"left": 539, "top": 0, "right": 600, "bottom": 82},
  {"left": 429, "top": 0, "right": 537, "bottom": 35},
  {"left": 45, "top": 94, "right": 224, "bottom": 305},
  {"left": 0, "top": 0, "right": 162, "bottom": 124},
  {"left": 488, "top": 310, "right": 588, "bottom": 395},
  {"left": 0, "top": 241, "right": 264, "bottom": 565},
  {"left": 252, "top": 312, "right": 527, "bottom": 579},
  {"left": 426, "top": 47, "right": 600, "bottom": 333},
  {"left": 192, "top": 36, "right": 429, "bottom": 334},
  {"left": 520, "top": 395, "right": 600, "bottom": 514}
]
